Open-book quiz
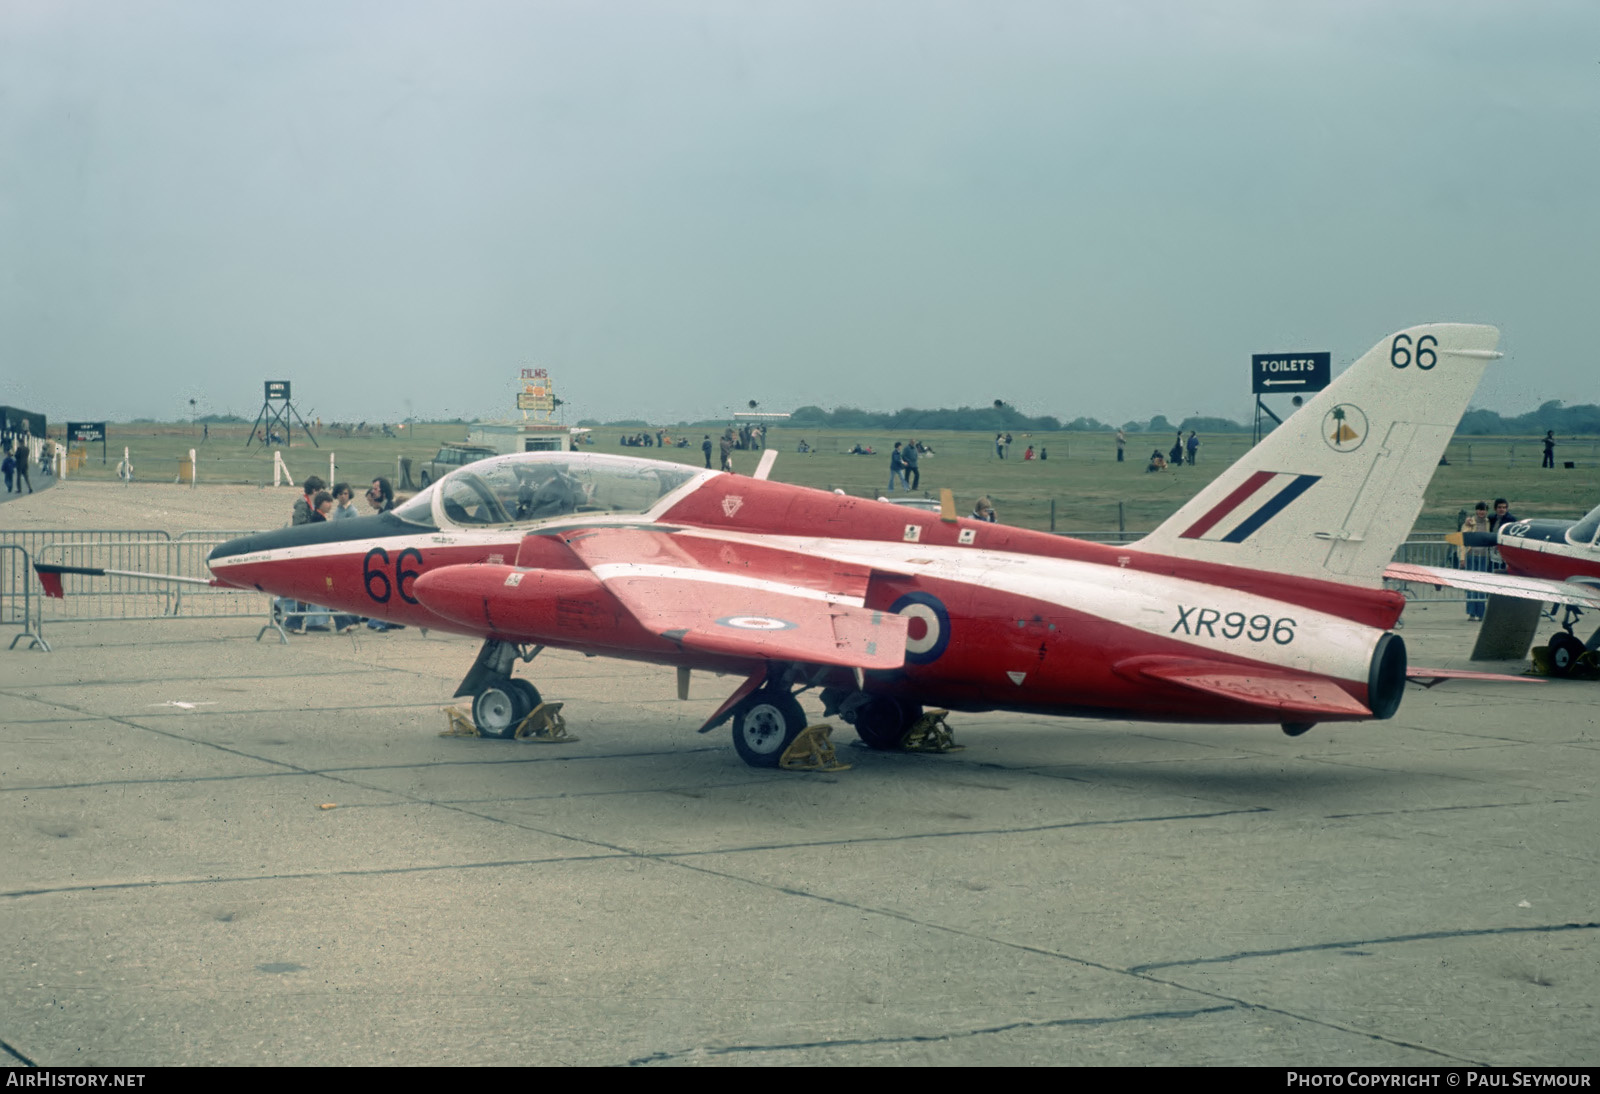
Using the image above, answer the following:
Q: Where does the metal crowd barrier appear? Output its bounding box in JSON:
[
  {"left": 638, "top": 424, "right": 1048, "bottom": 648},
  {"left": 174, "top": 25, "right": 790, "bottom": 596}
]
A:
[
  {"left": 32, "top": 538, "right": 267, "bottom": 633},
  {"left": 1, "top": 544, "right": 47, "bottom": 651},
  {"left": 1384, "top": 536, "right": 1470, "bottom": 606},
  {"left": 0, "top": 530, "right": 269, "bottom": 649},
  {"left": 0, "top": 529, "right": 375, "bottom": 650},
  {"left": 1, "top": 531, "right": 176, "bottom": 651}
]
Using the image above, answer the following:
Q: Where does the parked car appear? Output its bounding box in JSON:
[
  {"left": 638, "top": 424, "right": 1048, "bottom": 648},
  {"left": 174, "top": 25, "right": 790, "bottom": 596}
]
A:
[{"left": 419, "top": 444, "right": 498, "bottom": 487}]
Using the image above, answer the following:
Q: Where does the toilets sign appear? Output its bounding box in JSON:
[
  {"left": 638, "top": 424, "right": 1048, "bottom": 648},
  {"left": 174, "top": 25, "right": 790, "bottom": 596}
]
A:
[{"left": 1252, "top": 352, "right": 1330, "bottom": 395}]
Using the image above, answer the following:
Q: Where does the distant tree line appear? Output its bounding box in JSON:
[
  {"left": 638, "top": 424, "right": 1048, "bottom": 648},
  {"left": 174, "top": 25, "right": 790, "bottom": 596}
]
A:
[
  {"left": 1456, "top": 401, "right": 1600, "bottom": 436},
  {"left": 573, "top": 400, "right": 1600, "bottom": 437},
  {"left": 784, "top": 405, "right": 1260, "bottom": 434}
]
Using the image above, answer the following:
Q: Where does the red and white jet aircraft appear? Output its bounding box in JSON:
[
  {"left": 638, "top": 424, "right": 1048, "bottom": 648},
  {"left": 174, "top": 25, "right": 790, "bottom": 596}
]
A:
[
  {"left": 39, "top": 323, "right": 1515, "bottom": 764},
  {"left": 1385, "top": 502, "right": 1600, "bottom": 673}
]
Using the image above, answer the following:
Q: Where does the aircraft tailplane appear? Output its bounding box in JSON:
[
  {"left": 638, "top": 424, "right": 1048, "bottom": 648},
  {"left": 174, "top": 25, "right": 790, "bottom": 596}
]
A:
[{"left": 1136, "top": 323, "right": 1501, "bottom": 585}]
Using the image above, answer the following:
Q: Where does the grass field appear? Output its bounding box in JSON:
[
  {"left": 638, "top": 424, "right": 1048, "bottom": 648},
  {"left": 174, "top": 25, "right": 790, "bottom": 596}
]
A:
[{"left": 41, "top": 421, "right": 1600, "bottom": 535}]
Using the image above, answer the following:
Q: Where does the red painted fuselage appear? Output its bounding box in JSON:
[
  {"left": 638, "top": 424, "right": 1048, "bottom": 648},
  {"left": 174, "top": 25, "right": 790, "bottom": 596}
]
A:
[{"left": 208, "top": 453, "right": 1408, "bottom": 728}]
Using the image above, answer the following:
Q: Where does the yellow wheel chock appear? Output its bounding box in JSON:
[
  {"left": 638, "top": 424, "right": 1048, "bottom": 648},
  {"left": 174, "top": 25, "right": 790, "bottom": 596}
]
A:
[
  {"left": 514, "top": 701, "right": 577, "bottom": 743},
  {"left": 441, "top": 707, "right": 479, "bottom": 737},
  {"left": 441, "top": 703, "right": 578, "bottom": 742},
  {"left": 902, "top": 709, "right": 963, "bottom": 753},
  {"left": 780, "top": 723, "right": 852, "bottom": 772}
]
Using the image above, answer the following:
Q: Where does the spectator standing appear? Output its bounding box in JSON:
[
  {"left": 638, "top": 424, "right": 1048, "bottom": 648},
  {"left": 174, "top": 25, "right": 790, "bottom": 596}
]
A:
[
  {"left": 2, "top": 449, "right": 13, "bottom": 493},
  {"left": 701, "top": 435, "right": 713, "bottom": 468},
  {"left": 306, "top": 491, "right": 342, "bottom": 631},
  {"left": 1169, "top": 432, "right": 1184, "bottom": 467},
  {"left": 367, "top": 477, "right": 397, "bottom": 513},
  {"left": 1543, "top": 431, "right": 1556, "bottom": 469},
  {"left": 995, "top": 433, "right": 1005, "bottom": 459},
  {"left": 364, "top": 478, "right": 403, "bottom": 630},
  {"left": 720, "top": 431, "right": 735, "bottom": 472},
  {"left": 281, "top": 480, "right": 327, "bottom": 633},
  {"left": 293, "top": 476, "right": 327, "bottom": 525},
  {"left": 888, "top": 443, "right": 908, "bottom": 491},
  {"left": 11, "top": 443, "right": 31, "bottom": 494},
  {"left": 1115, "top": 429, "right": 1126, "bottom": 463},
  {"left": 1488, "top": 498, "right": 1518, "bottom": 533},
  {"left": 331, "top": 483, "right": 359, "bottom": 519},
  {"left": 971, "top": 497, "right": 997, "bottom": 522},
  {"left": 1186, "top": 431, "right": 1200, "bottom": 465},
  {"left": 903, "top": 441, "right": 920, "bottom": 489},
  {"left": 1461, "top": 502, "right": 1491, "bottom": 621}
]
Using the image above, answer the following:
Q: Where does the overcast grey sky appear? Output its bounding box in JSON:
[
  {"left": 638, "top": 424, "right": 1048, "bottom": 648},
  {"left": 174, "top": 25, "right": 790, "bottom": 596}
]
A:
[{"left": 2, "top": 1, "right": 1596, "bottom": 426}]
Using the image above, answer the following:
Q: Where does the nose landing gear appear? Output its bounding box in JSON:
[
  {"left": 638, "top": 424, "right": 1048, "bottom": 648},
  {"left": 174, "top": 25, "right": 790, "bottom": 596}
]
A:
[
  {"left": 471, "top": 677, "right": 543, "bottom": 738},
  {"left": 454, "top": 638, "right": 563, "bottom": 739}
]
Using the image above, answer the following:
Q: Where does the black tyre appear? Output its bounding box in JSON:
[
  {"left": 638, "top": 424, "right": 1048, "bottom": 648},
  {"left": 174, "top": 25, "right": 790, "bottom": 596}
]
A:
[
  {"left": 730, "top": 688, "right": 807, "bottom": 767},
  {"left": 1548, "top": 632, "right": 1586, "bottom": 677},
  {"left": 508, "top": 679, "right": 542, "bottom": 716},
  {"left": 854, "top": 697, "right": 922, "bottom": 750},
  {"left": 1281, "top": 722, "right": 1316, "bottom": 737},
  {"left": 473, "top": 676, "right": 530, "bottom": 739}
]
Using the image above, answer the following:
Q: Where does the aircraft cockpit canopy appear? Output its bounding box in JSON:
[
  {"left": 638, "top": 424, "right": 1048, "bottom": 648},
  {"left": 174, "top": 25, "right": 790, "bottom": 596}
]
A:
[
  {"left": 1566, "top": 502, "right": 1600, "bottom": 548},
  {"left": 393, "top": 452, "right": 704, "bottom": 529}
]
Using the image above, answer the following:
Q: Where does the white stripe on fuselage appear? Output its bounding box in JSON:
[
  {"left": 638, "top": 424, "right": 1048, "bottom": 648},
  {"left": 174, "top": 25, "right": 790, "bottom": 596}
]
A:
[
  {"left": 207, "top": 529, "right": 524, "bottom": 573},
  {"left": 586, "top": 563, "right": 866, "bottom": 607},
  {"left": 673, "top": 528, "right": 1382, "bottom": 681}
]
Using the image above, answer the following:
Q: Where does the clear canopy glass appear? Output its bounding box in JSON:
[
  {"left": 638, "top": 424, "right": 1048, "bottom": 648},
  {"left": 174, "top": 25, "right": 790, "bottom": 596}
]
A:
[
  {"left": 393, "top": 452, "right": 705, "bottom": 529},
  {"left": 1566, "top": 502, "right": 1600, "bottom": 548}
]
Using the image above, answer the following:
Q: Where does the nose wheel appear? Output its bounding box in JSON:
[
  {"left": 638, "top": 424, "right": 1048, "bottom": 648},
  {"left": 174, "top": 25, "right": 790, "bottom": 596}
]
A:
[{"left": 471, "top": 676, "right": 543, "bottom": 738}]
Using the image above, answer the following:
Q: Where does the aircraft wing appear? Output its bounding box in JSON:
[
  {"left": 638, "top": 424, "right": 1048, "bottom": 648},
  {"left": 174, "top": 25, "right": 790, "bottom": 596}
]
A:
[
  {"left": 565, "top": 528, "right": 908, "bottom": 670},
  {"left": 1405, "top": 667, "right": 1544, "bottom": 687},
  {"left": 1115, "top": 656, "right": 1372, "bottom": 717},
  {"left": 1383, "top": 562, "right": 1600, "bottom": 610}
]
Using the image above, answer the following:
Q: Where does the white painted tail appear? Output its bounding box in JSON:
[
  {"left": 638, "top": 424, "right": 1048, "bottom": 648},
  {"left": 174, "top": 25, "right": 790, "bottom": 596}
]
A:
[{"left": 1137, "top": 323, "right": 1501, "bottom": 584}]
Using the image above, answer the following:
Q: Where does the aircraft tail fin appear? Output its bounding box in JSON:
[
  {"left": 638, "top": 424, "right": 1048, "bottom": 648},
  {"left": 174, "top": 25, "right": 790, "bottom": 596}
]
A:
[{"left": 1136, "top": 323, "right": 1500, "bottom": 584}]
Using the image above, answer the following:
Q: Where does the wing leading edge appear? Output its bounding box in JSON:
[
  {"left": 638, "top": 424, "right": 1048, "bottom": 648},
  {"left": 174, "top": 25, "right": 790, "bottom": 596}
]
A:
[{"left": 1384, "top": 562, "right": 1600, "bottom": 610}]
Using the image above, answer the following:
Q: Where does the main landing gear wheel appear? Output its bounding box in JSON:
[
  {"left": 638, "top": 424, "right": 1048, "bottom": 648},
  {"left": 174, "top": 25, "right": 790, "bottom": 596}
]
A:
[
  {"left": 730, "top": 687, "right": 807, "bottom": 768},
  {"left": 472, "top": 675, "right": 534, "bottom": 739},
  {"left": 853, "top": 697, "right": 923, "bottom": 751},
  {"left": 1547, "top": 632, "right": 1586, "bottom": 677},
  {"left": 1281, "top": 722, "right": 1316, "bottom": 737}
]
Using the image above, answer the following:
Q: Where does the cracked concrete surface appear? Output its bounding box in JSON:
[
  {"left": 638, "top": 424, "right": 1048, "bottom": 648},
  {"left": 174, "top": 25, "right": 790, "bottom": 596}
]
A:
[{"left": 0, "top": 524, "right": 1595, "bottom": 1064}]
